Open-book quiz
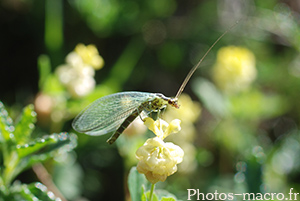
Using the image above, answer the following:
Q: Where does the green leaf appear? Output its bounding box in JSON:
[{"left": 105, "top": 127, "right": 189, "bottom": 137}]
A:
[
  {"left": 244, "top": 157, "right": 262, "bottom": 194},
  {"left": 8, "top": 182, "right": 62, "bottom": 201},
  {"left": 2, "top": 133, "right": 77, "bottom": 186},
  {"left": 11, "top": 184, "right": 38, "bottom": 201},
  {"left": 156, "top": 189, "right": 178, "bottom": 201},
  {"left": 17, "top": 132, "right": 77, "bottom": 159},
  {"left": 192, "top": 78, "right": 228, "bottom": 118},
  {"left": 141, "top": 186, "right": 146, "bottom": 201},
  {"left": 127, "top": 167, "right": 179, "bottom": 201},
  {"left": 161, "top": 198, "right": 176, "bottom": 201},
  {"left": 143, "top": 191, "right": 158, "bottom": 201},
  {"left": 128, "top": 166, "right": 149, "bottom": 201},
  {"left": 0, "top": 101, "right": 15, "bottom": 143},
  {"left": 27, "top": 182, "right": 60, "bottom": 200},
  {"left": 14, "top": 104, "right": 36, "bottom": 144}
]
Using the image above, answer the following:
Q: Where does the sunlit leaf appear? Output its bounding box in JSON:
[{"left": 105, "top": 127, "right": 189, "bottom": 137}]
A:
[
  {"left": 156, "top": 189, "right": 178, "bottom": 201},
  {"left": 8, "top": 182, "right": 62, "bottom": 201},
  {"left": 128, "top": 166, "right": 148, "bottom": 201},
  {"left": 16, "top": 132, "right": 77, "bottom": 159},
  {"left": 128, "top": 167, "right": 179, "bottom": 201},
  {"left": 0, "top": 101, "right": 15, "bottom": 144},
  {"left": 1, "top": 182, "right": 61, "bottom": 201},
  {"left": 3, "top": 133, "right": 76, "bottom": 189},
  {"left": 27, "top": 182, "right": 61, "bottom": 201},
  {"left": 14, "top": 104, "right": 36, "bottom": 144},
  {"left": 142, "top": 191, "right": 158, "bottom": 201},
  {"left": 161, "top": 197, "right": 176, "bottom": 201}
]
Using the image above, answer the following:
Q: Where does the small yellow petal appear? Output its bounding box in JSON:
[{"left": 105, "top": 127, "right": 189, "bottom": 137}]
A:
[
  {"left": 156, "top": 118, "right": 169, "bottom": 132},
  {"left": 143, "top": 117, "right": 157, "bottom": 134},
  {"left": 163, "top": 119, "right": 181, "bottom": 139},
  {"left": 75, "top": 43, "right": 104, "bottom": 70},
  {"left": 144, "top": 117, "right": 181, "bottom": 139}
]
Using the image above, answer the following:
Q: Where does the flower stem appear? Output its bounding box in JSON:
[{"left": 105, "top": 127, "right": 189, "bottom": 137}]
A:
[{"left": 149, "top": 183, "right": 155, "bottom": 201}]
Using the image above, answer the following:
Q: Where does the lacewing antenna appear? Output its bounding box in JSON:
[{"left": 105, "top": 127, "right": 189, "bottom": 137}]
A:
[{"left": 175, "top": 21, "right": 239, "bottom": 99}]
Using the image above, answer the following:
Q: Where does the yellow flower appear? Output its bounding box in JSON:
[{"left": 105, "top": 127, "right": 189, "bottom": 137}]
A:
[
  {"left": 55, "top": 43, "right": 105, "bottom": 98},
  {"left": 75, "top": 43, "right": 104, "bottom": 70},
  {"left": 56, "top": 52, "right": 96, "bottom": 98},
  {"left": 212, "top": 46, "right": 256, "bottom": 93},
  {"left": 136, "top": 117, "right": 184, "bottom": 184}
]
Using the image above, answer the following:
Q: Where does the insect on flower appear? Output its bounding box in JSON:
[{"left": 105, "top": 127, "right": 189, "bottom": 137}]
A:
[{"left": 72, "top": 22, "right": 238, "bottom": 144}]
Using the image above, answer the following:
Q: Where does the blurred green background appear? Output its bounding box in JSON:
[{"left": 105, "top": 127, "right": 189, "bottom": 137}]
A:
[{"left": 1, "top": 0, "right": 300, "bottom": 200}]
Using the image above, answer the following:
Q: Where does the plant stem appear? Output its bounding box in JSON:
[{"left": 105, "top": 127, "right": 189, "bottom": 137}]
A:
[{"left": 149, "top": 183, "right": 155, "bottom": 201}]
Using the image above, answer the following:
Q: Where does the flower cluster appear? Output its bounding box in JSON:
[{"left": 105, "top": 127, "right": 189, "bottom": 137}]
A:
[
  {"left": 56, "top": 44, "right": 104, "bottom": 98},
  {"left": 136, "top": 117, "right": 184, "bottom": 184},
  {"left": 212, "top": 46, "right": 256, "bottom": 93}
]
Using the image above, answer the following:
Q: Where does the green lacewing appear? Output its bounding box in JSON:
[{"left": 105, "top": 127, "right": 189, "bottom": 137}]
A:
[
  {"left": 72, "top": 23, "right": 237, "bottom": 144},
  {"left": 72, "top": 92, "right": 178, "bottom": 144}
]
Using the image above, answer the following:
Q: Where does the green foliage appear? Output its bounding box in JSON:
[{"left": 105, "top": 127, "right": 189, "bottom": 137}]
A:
[
  {"left": 128, "top": 166, "right": 149, "bottom": 201},
  {"left": 3, "top": 182, "right": 62, "bottom": 201},
  {"left": 0, "top": 101, "right": 77, "bottom": 200},
  {"left": 128, "top": 167, "right": 180, "bottom": 201},
  {"left": 14, "top": 105, "right": 36, "bottom": 144}
]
